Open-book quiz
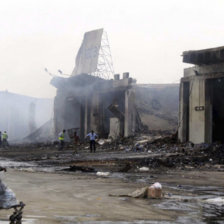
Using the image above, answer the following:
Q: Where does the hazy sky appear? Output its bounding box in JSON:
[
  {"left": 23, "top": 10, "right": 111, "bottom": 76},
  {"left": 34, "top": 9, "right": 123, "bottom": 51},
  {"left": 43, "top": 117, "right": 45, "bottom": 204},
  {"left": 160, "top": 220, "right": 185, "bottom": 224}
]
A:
[{"left": 0, "top": 0, "right": 224, "bottom": 98}]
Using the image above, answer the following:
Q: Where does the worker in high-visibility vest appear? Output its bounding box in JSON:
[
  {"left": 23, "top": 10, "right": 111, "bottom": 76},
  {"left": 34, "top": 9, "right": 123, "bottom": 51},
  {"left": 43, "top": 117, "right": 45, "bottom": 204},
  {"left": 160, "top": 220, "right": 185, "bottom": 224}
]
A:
[
  {"left": 58, "top": 130, "right": 66, "bottom": 150},
  {"left": 2, "top": 131, "right": 8, "bottom": 148}
]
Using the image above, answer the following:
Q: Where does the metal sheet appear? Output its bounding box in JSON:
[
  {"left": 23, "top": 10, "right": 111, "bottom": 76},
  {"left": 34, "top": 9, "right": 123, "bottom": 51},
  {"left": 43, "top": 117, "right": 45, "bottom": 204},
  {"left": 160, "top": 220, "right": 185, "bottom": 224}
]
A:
[{"left": 72, "top": 29, "right": 103, "bottom": 75}]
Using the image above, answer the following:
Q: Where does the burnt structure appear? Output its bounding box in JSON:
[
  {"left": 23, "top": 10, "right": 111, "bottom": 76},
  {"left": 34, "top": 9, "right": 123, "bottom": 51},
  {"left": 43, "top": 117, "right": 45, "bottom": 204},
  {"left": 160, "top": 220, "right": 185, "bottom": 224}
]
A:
[
  {"left": 179, "top": 46, "right": 224, "bottom": 144},
  {"left": 51, "top": 73, "right": 138, "bottom": 140}
]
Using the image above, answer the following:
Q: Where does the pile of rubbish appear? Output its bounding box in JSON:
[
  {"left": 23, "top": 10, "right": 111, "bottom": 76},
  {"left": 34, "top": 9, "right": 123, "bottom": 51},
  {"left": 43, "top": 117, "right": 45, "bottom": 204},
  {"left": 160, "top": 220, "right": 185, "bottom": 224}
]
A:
[{"left": 133, "top": 141, "right": 224, "bottom": 170}]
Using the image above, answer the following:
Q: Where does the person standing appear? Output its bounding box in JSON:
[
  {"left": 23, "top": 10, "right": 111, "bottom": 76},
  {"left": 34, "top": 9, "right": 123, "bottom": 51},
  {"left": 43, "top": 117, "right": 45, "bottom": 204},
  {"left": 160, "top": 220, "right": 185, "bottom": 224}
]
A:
[
  {"left": 2, "top": 131, "right": 8, "bottom": 148},
  {"left": 73, "top": 131, "right": 80, "bottom": 152},
  {"left": 73, "top": 131, "right": 80, "bottom": 145},
  {"left": 86, "top": 130, "right": 97, "bottom": 153},
  {"left": 58, "top": 130, "right": 66, "bottom": 150}
]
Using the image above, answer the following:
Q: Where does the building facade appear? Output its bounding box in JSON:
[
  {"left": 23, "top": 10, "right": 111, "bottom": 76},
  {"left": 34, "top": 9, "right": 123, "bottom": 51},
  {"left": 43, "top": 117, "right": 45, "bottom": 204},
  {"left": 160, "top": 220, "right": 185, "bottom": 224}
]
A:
[{"left": 178, "top": 46, "right": 224, "bottom": 144}]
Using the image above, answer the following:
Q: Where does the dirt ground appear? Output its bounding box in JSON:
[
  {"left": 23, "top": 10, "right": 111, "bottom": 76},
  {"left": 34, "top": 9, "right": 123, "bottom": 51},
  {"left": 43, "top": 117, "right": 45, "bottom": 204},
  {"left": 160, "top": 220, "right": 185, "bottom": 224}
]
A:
[
  {"left": 0, "top": 144, "right": 223, "bottom": 223},
  {"left": 0, "top": 168, "right": 223, "bottom": 223},
  {"left": 0, "top": 170, "right": 175, "bottom": 223}
]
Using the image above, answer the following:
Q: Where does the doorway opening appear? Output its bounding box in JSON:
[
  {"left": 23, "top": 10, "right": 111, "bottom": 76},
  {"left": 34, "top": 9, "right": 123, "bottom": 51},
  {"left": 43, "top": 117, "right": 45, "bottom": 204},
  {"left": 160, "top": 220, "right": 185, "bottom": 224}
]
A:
[
  {"left": 183, "top": 82, "right": 190, "bottom": 142},
  {"left": 212, "top": 78, "right": 224, "bottom": 142}
]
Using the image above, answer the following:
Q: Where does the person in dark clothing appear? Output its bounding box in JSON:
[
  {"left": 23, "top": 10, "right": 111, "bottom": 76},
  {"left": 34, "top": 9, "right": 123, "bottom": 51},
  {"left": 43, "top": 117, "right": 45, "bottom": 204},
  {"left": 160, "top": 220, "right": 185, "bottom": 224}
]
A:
[
  {"left": 74, "top": 131, "right": 80, "bottom": 145},
  {"left": 73, "top": 131, "right": 80, "bottom": 153},
  {"left": 86, "top": 130, "right": 97, "bottom": 153}
]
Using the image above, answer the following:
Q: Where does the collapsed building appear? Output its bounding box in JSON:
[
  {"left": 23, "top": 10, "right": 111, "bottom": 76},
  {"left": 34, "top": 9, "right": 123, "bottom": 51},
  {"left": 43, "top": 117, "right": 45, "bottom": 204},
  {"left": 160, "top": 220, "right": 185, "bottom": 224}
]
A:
[
  {"left": 51, "top": 29, "right": 179, "bottom": 140},
  {"left": 51, "top": 73, "right": 138, "bottom": 140},
  {"left": 51, "top": 29, "right": 139, "bottom": 140},
  {"left": 178, "top": 46, "right": 224, "bottom": 144}
]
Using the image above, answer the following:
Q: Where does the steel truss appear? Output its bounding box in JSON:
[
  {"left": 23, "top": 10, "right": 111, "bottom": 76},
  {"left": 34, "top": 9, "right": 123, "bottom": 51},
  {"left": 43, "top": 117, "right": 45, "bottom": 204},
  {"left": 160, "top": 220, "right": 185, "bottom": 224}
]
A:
[{"left": 91, "top": 31, "right": 114, "bottom": 80}]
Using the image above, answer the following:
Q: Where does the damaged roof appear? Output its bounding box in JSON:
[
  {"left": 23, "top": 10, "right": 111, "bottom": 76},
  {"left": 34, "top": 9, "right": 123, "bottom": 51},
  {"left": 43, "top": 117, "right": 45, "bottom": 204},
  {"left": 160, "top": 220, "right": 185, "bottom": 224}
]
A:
[{"left": 183, "top": 46, "right": 224, "bottom": 65}]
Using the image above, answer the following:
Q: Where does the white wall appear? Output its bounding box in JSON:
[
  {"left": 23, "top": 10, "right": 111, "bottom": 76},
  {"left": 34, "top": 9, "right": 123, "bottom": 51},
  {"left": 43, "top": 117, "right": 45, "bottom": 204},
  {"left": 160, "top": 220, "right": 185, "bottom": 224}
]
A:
[{"left": 189, "top": 77, "right": 205, "bottom": 143}]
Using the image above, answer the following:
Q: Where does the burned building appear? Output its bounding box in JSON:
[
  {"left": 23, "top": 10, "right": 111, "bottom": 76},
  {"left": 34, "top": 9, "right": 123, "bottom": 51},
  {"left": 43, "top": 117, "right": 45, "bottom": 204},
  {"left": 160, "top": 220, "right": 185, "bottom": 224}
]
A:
[
  {"left": 50, "top": 29, "right": 139, "bottom": 140},
  {"left": 51, "top": 29, "right": 179, "bottom": 140},
  {"left": 51, "top": 73, "right": 138, "bottom": 140},
  {"left": 179, "top": 46, "right": 224, "bottom": 144}
]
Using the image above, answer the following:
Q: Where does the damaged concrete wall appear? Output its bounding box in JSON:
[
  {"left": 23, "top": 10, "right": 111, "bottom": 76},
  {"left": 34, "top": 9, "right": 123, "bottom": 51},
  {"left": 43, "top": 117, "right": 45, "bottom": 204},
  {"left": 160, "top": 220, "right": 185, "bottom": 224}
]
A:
[
  {"left": 135, "top": 84, "right": 179, "bottom": 132},
  {"left": 109, "top": 117, "right": 120, "bottom": 139}
]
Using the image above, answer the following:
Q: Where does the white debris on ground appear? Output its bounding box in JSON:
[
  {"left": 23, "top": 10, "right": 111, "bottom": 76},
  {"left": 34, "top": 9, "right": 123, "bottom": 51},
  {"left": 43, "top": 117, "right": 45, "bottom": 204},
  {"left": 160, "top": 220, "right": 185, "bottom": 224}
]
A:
[
  {"left": 147, "top": 182, "right": 163, "bottom": 198},
  {"left": 96, "top": 171, "right": 110, "bottom": 177},
  {"left": 152, "top": 182, "right": 162, "bottom": 189},
  {"left": 97, "top": 139, "right": 112, "bottom": 146},
  {"left": 139, "top": 167, "right": 149, "bottom": 172},
  {"left": 205, "top": 197, "right": 224, "bottom": 206}
]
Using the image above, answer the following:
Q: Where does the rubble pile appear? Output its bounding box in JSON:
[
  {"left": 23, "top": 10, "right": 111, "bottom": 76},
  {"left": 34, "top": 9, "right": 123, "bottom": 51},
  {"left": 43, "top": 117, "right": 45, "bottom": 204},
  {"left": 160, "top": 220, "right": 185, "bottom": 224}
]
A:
[
  {"left": 135, "top": 140, "right": 224, "bottom": 170},
  {"left": 2, "top": 132, "right": 224, "bottom": 172}
]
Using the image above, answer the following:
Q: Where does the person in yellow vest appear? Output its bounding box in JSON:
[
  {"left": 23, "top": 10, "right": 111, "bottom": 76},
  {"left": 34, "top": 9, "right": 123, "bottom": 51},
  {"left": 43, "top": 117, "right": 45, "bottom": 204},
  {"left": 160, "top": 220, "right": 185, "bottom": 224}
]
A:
[
  {"left": 2, "top": 131, "right": 8, "bottom": 148},
  {"left": 58, "top": 130, "right": 66, "bottom": 150}
]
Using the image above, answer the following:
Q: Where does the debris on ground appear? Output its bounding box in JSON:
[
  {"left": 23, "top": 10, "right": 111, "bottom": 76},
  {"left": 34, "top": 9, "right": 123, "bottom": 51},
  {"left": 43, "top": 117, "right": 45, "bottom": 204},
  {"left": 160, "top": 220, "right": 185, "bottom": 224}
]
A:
[
  {"left": 110, "top": 182, "right": 163, "bottom": 199},
  {"left": 2, "top": 132, "right": 224, "bottom": 173},
  {"left": 97, "top": 139, "right": 112, "bottom": 146},
  {"left": 147, "top": 182, "right": 163, "bottom": 199},
  {"left": 204, "top": 197, "right": 224, "bottom": 206},
  {"left": 96, "top": 171, "right": 110, "bottom": 177},
  {"left": 138, "top": 167, "right": 149, "bottom": 172},
  {"left": 127, "top": 187, "right": 148, "bottom": 198},
  {"left": 64, "top": 165, "right": 95, "bottom": 173}
]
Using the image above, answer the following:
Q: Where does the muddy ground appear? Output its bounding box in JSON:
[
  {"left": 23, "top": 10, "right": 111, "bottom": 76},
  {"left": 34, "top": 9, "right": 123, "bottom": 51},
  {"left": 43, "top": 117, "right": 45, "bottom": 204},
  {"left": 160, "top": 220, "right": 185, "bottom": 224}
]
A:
[
  {"left": 0, "top": 139, "right": 223, "bottom": 223},
  {"left": 0, "top": 168, "right": 223, "bottom": 224}
]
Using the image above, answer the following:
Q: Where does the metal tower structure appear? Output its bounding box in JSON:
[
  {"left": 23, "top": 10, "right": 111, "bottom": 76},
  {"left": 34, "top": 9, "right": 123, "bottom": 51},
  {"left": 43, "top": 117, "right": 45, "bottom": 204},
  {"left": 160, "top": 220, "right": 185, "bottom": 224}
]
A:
[{"left": 91, "top": 31, "right": 115, "bottom": 79}]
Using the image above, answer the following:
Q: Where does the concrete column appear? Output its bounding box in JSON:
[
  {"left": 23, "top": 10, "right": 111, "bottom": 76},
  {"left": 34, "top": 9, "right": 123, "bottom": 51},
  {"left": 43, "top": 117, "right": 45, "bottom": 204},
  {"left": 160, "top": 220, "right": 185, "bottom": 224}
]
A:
[
  {"left": 90, "top": 93, "right": 99, "bottom": 133},
  {"left": 189, "top": 77, "right": 206, "bottom": 143},
  {"left": 84, "top": 96, "right": 88, "bottom": 136},
  {"left": 178, "top": 82, "right": 184, "bottom": 142},
  {"left": 124, "top": 89, "right": 135, "bottom": 137}
]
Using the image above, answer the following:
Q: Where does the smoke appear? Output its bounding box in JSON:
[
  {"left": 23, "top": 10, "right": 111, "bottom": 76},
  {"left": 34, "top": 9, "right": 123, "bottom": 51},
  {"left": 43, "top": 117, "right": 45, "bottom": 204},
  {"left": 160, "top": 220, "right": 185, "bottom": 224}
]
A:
[
  {"left": 51, "top": 74, "right": 115, "bottom": 137},
  {"left": 0, "top": 91, "right": 53, "bottom": 143}
]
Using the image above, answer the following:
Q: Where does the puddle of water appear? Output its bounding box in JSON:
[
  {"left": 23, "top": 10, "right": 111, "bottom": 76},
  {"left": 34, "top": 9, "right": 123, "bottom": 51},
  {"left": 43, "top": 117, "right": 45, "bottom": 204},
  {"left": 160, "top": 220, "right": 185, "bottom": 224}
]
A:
[
  {"left": 17, "top": 166, "right": 62, "bottom": 173},
  {"left": 110, "top": 172, "right": 154, "bottom": 184},
  {"left": 0, "top": 218, "right": 36, "bottom": 224},
  {"left": 57, "top": 220, "right": 173, "bottom": 224},
  {"left": 155, "top": 200, "right": 198, "bottom": 211},
  {"left": 0, "top": 158, "right": 37, "bottom": 168}
]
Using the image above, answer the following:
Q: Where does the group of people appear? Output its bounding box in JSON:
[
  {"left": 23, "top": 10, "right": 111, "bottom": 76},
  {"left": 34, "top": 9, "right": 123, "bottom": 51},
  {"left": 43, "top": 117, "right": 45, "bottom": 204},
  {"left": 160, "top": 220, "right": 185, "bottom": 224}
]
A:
[
  {"left": 0, "top": 131, "right": 8, "bottom": 148},
  {"left": 58, "top": 130, "right": 97, "bottom": 152}
]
